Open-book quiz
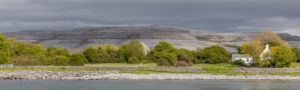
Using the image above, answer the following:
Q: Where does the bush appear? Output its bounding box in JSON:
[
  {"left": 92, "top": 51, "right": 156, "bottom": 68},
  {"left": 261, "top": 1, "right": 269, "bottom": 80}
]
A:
[
  {"left": 175, "top": 61, "right": 190, "bottom": 67},
  {"left": 53, "top": 56, "right": 70, "bottom": 66},
  {"left": 46, "top": 47, "right": 69, "bottom": 57},
  {"left": 292, "top": 48, "right": 300, "bottom": 62},
  {"left": 69, "top": 53, "right": 87, "bottom": 66},
  {"left": 0, "top": 34, "right": 10, "bottom": 56},
  {"left": 128, "top": 56, "right": 140, "bottom": 64},
  {"left": 155, "top": 52, "right": 177, "bottom": 66},
  {"left": 8, "top": 55, "right": 52, "bottom": 66},
  {"left": 117, "top": 40, "right": 149, "bottom": 64},
  {"left": 233, "top": 59, "right": 245, "bottom": 66},
  {"left": 270, "top": 46, "right": 294, "bottom": 68},
  {"left": 151, "top": 41, "right": 178, "bottom": 66},
  {"left": 176, "top": 49, "right": 195, "bottom": 64},
  {"left": 83, "top": 44, "right": 119, "bottom": 63},
  {"left": 196, "top": 46, "right": 230, "bottom": 64},
  {"left": 0, "top": 51, "right": 8, "bottom": 64}
]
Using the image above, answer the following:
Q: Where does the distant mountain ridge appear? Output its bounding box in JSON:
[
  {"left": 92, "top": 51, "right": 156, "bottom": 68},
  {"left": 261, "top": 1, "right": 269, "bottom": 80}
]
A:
[{"left": 3, "top": 26, "right": 300, "bottom": 52}]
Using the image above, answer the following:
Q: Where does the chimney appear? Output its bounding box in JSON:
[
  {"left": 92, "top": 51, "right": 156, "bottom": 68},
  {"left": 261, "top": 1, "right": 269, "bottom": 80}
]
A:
[{"left": 265, "top": 44, "right": 269, "bottom": 49}]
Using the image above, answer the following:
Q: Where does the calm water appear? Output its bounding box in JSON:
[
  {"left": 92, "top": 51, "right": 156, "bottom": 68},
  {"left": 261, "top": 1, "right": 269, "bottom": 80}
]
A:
[{"left": 0, "top": 80, "right": 299, "bottom": 90}]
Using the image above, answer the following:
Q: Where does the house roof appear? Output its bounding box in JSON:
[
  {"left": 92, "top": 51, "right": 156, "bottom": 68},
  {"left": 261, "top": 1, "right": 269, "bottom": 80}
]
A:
[{"left": 232, "top": 54, "right": 253, "bottom": 58}]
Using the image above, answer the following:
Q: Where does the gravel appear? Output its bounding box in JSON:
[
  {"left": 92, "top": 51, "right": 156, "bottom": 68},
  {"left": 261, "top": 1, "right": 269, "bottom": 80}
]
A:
[{"left": 0, "top": 71, "right": 300, "bottom": 80}]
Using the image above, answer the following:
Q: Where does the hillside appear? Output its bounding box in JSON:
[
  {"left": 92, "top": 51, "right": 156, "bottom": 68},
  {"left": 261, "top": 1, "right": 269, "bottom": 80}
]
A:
[{"left": 3, "top": 26, "right": 300, "bottom": 52}]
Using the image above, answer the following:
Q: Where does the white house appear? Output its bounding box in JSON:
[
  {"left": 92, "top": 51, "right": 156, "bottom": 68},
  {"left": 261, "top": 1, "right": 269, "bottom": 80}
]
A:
[
  {"left": 232, "top": 44, "right": 271, "bottom": 64},
  {"left": 260, "top": 44, "right": 271, "bottom": 60},
  {"left": 232, "top": 54, "right": 254, "bottom": 64}
]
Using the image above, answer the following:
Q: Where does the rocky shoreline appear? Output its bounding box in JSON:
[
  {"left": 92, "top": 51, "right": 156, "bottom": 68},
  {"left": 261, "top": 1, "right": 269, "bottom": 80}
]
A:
[{"left": 1, "top": 70, "right": 300, "bottom": 80}]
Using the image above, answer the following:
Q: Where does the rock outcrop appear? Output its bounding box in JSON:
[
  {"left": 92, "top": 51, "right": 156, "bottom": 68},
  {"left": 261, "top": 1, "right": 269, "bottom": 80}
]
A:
[{"left": 3, "top": 26, "right": 300, "bottom": 52}]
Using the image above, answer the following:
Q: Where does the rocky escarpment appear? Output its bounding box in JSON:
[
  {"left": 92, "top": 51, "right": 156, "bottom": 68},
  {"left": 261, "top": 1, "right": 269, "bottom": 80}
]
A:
[{"left": 3, "top": 26, "right": 300, "bottom": 52}]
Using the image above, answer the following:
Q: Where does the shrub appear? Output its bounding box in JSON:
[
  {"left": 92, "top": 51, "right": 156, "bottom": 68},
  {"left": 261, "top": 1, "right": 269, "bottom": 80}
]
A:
[
  {"left": 69, "top": 53, "right": 87, "bottom": 66},
  {"left": 128, "top": 56, "right": 140, "bottom": 64},
  {"left": 53, "top": 56, "right": 70, "bottom": 66},
  {"left": 155, "top": 52, "right": 177, "bottom": 66},
  {"left": 175, "top": 61, "right": 190, "bottom": 67},
  {"left": 46, "top": 47, "right": 69, "bottom": 57},
  {"left": 0, "top": 34, "right": 10, "bottom": 56},
  {"left": 254, "top": 30, "right": 289, "bottom": 47},
  {"left": 233, "top": 59, "right": 245, "bottom": 66},
  {"left": 270, "top": 46, "right": 294, "bottom": 68},
  {"left": 176, "top": 49, "right": 195, "bottom": 64},
  {"left": 83, "top": 44, "right": 119, "bottom": 63},
  {"left": 196, "top": 46, "right": 230, "bottom": 64},
  {"left": 151, "top": 41, "right": 177, "bottom": 66},
  {"left": 0, "top": 51, "right": 8, "bottom": 64},
  {"left": 8, "top": 55, "right": 52, "bottom": 66},
  {"left": 117, "top": 40, "right": 149, "bottom": 64},
  {"left": 292, "top": 48, "right": 300, "bottom": 62}
]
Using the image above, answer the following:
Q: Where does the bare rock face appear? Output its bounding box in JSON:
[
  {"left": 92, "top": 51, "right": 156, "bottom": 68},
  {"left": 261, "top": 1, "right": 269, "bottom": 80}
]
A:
[{"left": 3, "top": 26, "right": 300, "bottom": 52}]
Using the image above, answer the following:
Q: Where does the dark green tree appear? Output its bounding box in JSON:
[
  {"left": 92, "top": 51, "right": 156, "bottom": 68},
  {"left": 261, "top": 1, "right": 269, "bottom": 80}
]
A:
[
  {"left": 270, "top": 46, "right": 294, "bottom": 68},
  {"left": 69, "top": 53, "right": 87, "bottom": 66},
  {"left": 0, "top": 51, "right": 8, "bottom": 64},
  {"left": 196, "top": 46, "right": 230, "bottom": 64},
  {"left": 151, "top": 41, "right": 177, "bottom": 66}
]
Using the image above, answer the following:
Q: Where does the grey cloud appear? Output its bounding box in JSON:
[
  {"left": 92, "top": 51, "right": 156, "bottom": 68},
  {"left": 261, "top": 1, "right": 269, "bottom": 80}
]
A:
[{"left": 1, "top": 0, "right": 300, "bottom": 35}]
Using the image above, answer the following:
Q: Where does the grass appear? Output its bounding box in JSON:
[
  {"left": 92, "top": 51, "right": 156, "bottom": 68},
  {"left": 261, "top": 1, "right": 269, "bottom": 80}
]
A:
[
  {"left": 291, "top": 63, "right": 300, "bottom": 68},
  {"left": 192, "top": 63, "right": 241, "bottom": 72},
  {"left": 0, "top": 67, "right": 106, "bottom": 71},
  {"left": 1, "top": 63, "right": 300, "bottom": 76},
  {"left": 84, "top": 63, "right": 157, "bottom": 67}
]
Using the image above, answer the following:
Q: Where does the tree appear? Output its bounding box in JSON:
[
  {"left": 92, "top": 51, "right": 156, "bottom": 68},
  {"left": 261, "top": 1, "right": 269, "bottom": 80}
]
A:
[
  {"left": 196, "top": 46, "right": 230, "bottom": 64},
  {"left": 127, "top": 40, "right": 147, "bottom": 63},
  {"left": 0, "top": 33, "right": 10, "bottom": 56},
  {"left": 238, "top": 40, "right": 263, "bottom": 59},
  {"left": 53, "top": 56, "right": 70, "bottom": 66},
  {"left": 269, "top": 46, "right": 293, "bottom": 68},
  {"left": 0, "top": 51, "right": 8, "bottom": 64},
  {"left": 83, "top": 44, "right": 119, "bottom": 63},
  {"left": 117, "top": 40, "right": 150, "bottom": 63},
  {"left": 83, "top": 46, "right": 98, "bottom": 63},
  {"left": 151, "top": 41, "right": 177, "bottom": 66},
  {"left": 292, "top": 48, "right": 300, "bottom": 62},
  {"left": 254, "top": 30, "right": 289, "bottom": 47},
  {"left": 69, "top": 53, "right": 87, "bottom": 66},
  {"left": 46, "top": 47, "right": 69, "bottom": 57},
  {"left": 176, "top": 48, "right": 195, "bottom": 65}
]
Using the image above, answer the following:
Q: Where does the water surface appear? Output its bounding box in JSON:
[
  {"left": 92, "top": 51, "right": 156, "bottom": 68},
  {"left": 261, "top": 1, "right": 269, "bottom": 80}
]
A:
[{"left": 0, "top": 80, "right": 299, "bottom": 90}]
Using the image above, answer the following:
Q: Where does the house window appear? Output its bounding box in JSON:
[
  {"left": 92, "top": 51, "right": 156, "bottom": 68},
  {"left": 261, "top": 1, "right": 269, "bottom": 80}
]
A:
[{"left": 247, "top": 58, "right": 249, "bottom": 62}]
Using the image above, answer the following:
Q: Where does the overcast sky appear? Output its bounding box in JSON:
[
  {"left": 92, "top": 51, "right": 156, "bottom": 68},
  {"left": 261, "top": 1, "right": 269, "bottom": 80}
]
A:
[{"left": 1, "top": 0, "right": 300, "bottom": 35}]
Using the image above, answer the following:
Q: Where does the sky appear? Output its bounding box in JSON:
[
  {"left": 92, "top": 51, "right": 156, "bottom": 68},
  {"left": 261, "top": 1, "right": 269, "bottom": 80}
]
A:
[{"left": 1, "top": 0, "right": 300, "bottom": 35}]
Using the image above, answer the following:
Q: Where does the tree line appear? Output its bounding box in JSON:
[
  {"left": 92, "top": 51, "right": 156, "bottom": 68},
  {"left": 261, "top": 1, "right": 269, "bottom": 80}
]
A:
[{"left": 0, "top": 30, "right": 300, "bottom": 67}]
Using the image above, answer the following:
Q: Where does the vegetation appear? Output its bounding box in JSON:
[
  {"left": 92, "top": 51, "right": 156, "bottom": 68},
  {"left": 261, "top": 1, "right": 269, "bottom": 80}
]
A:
[
  {"left": 150, "top": 41, "right": 178, "bottom": 66},
  {"left": 238, "top": 30, "right": 295, "bottom": 68},
  {"left": 254, "top": 30, "right": 289, "bottom": 47},
  {"left": 83, "top": 44, "right": 119, "bottom": 63},
  {"left": 269, "top": 46, "right": 294, "bottom": 68},
  {"left": 196, "top": 46, "right": 230, "bottom": 64},
  {"left": 292, "top": 48, "right": 300, "bottom": 62},
  {"left": 0, "top": 30, "right": 298, "bottom": 69}
]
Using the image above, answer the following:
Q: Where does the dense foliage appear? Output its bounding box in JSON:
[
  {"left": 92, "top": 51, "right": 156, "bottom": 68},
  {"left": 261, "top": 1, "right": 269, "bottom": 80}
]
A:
[
  {"left": 117, "top": 40, "right": 149, "bottom": 64},
  {"left": 269, "top": 46, "right": 294, "bottom": 68},
  {"left": 83, "top": 45, "right": 119, "bottom": 63},
  {"left": 196, "top": 46, "right": 230, "bottom": 64},
  {"left": 292, "top": 48, "right": 300, "bottom": 62},
  {"left": 233, "top": 59, "right": 245, "bottom": 66},
  {"left": 150, "top": 41, "right": 178, "bottom": 66}
]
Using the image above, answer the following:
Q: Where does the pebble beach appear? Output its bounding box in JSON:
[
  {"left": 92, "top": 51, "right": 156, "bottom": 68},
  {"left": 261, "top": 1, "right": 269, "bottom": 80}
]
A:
[{"left": 1, "top": 70, "right": 300, "bottom": 80}]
